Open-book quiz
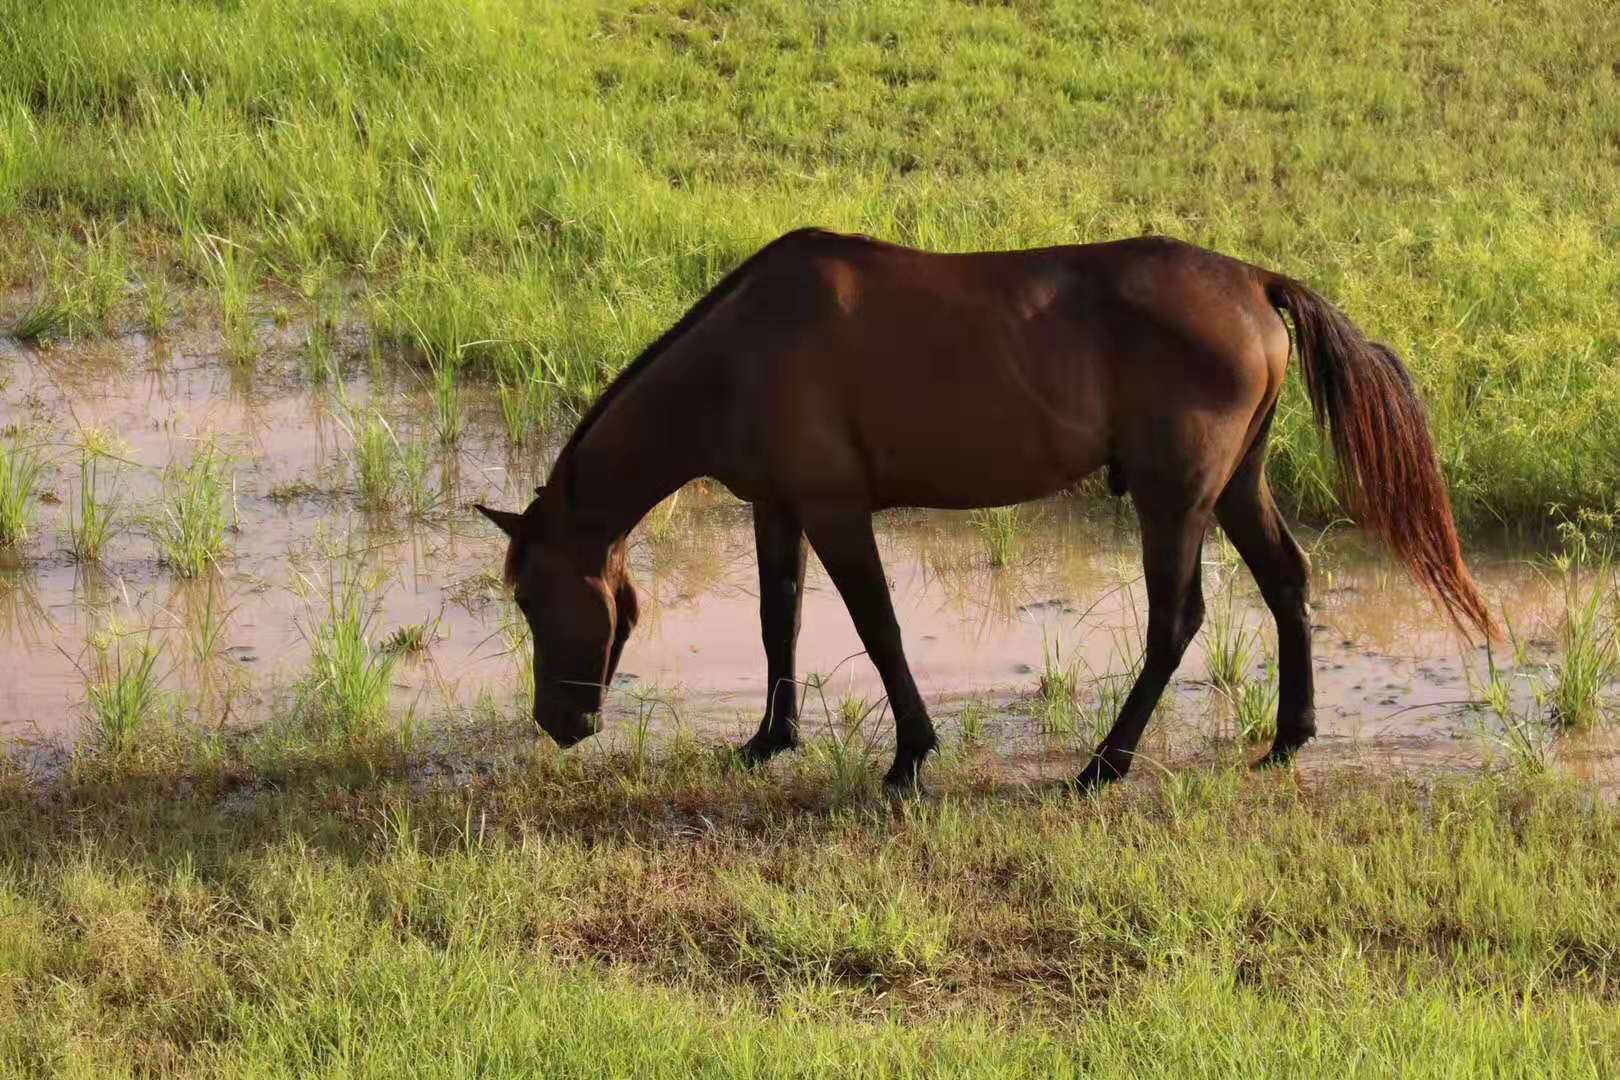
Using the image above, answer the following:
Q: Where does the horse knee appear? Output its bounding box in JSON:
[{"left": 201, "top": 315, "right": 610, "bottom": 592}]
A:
[
  {"left": 1147, "top": 592, "right": 1203, "bottom": 665},
  {"left": 1183, "top": 588, "right": 1206, "bottom": 642},
  {"left": 1281, "top": 566, "right": 1312, "bottom": 618}
]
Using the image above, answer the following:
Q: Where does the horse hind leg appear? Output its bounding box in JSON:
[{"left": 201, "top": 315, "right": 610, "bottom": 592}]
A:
[{"left": 1214, "top": 447, "right": 1316, "bottom": 765}]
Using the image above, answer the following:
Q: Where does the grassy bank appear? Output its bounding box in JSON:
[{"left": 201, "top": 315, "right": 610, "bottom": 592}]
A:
[
  {"left": 3, "top": 738, "right": 1620, "bottom": 1075},
  {"left": 0, "top": 0, "right": 1617, "bottom": 525},
  {"left": 1, "top": 742, "right": 1617, "bottom": 1077}
]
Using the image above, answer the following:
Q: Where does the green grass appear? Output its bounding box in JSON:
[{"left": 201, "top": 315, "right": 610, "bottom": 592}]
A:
[
  {"left": 66, "top": 441, "right": 122, "bottom": 563},
  {"left": 426, "top": 351, "right": 466, "bottom": 446},
  {"left": 9, "top": 226, "right": 127, "bottom": 341},
  {"left": 152, "top": 440, "right": 233, "bottom": 577},
  {"left": 298, "top": 267, "right": 341, "bottom": 385},
  {"left": 301, "top": 308, "right": 337, "bottom": 386},
  {"left": 1032, "top": 630, "right": 1148, "bottom": 746},
  {"left": 139, "top": 271, "right": 173, "bottom": 335},
  {"left": 1545, "top": 550, "right": 1619, "bottom": 729},
  {"left": 83, "top": 628, "right": 165, "bottom": 755},
  {"left": 294, "top": 564, "right": 402, "bottom": 741},
  {"left": 642, "top": 492, "right": 684, "bottom": 545},
  {"left": 398, "top": 438, "right": 434, "bottom": 520},
  {"left": 1468, "top": 636, "right": 1555, "bottom": 774},
  {"left": 1034, "top": 635, "right": 1082, "bottom": 737},
  {"left": 350, "top": 409, "right": 401, "bottom": 511},
  {"left": 796, "top": 675, "right": 884, "bottom": 801},
  {"left": 0, "top": 434, "right": 44, "bottom": 548},
  {"left": 171, "top": 577, "right": 234, "bottom": 673},
  {"left": 957, "top": 699, "right": 988, "bottom": 747},
  {"left": 969, "top": 506, "right": 1021, "bottom": 569},
  {"left": 347, "top": 410, "right": 438, "bottom": 518},
  {"left": 1201, "top": 573, "right": 1261, "bottom": 698},
  {"left": 1, "top": 0, "right": 1617, "bottom": 525},
  {"left": 1231, "top": 653, "right": 1280, "bottom": 744},
  {"left": 1, "top": 747, "right": 1618, "bottom": 1076},
  {"left": 499, "top": 606, "right": 536, "bottom": 709},
  {"left": 497, "top": 367, "right": 551, "bottom": 447}
]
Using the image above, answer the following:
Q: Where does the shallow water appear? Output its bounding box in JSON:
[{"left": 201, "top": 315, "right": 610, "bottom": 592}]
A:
[{"left": 1, "top": 330, "right": 1615, "bottom": 786}]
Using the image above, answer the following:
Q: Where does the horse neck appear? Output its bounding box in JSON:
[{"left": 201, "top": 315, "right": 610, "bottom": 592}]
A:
[{"left": 550, "top": 364, "right": 712, "bottom": 547}]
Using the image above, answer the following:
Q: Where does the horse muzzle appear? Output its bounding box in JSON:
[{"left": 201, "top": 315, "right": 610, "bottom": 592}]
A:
[{"left": 536, "top": 704, "right": 602, "bottom": 749}]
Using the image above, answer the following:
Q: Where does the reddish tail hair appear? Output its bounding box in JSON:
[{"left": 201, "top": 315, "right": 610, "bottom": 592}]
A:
[{"left": 1266, "top": 276, "right": 1495, "bottom": 640}]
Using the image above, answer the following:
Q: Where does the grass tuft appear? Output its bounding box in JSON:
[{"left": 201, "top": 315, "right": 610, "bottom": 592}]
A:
[
  {"left": 66, "top": 433, "right": 124, "bottom": 563},
  {"left": 0, "top": 435, "right": 45, "bottom": 548},
  {"left": 1034, "top": 635, "right": 1081, "bottom": 737},
  {"left": 1541, "top": 551, "right": 1617, "bottom": 729},
  {"left": 799, "top": 675, "right": 883, "bottom": 800},
  {"left": 1541, "top": 512, "right": 1619, "bottom": 729},
  {"left": 1468, "top": 631, "right": 1555, "bottom": 774},
  {"left": 427, "top": 353, "right": 466, "bottom": 446},
  {"left": 139, "top": 272, "right": 174, "bottom": 335},
  {"left": 497, "top": 367, "right": 551, "bottom": 446},
  {"left": 957, "top": 699, "right": 988, "bottom": 747},
  {"left": 381, "top": 619, "right": 434, "bottom": 656},
  {"left": 152, "top": 440, "right": 233, "bottom": 577},
  {"left": 295, "top": 564, "right": 401, "bottom": 740},
  {"left": 1202, "top": 572, "right": 1261, "bottom": 697},
  {"left": 969, "top": 506, "right": 1020, "bottom": 568},
  {"left": 84, "top": 628, "right": 165, "bottom": 754},
  {"left": 352, "top": 410, "right": 402, "bottom": 511},
  {"left": 1231, "top": 653, "right": 1280, "bottom": 744}
]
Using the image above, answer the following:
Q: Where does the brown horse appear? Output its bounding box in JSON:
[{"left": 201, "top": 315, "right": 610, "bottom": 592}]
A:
[{"left": 477, "top": 228, "right": 1493, "bottom": 793}]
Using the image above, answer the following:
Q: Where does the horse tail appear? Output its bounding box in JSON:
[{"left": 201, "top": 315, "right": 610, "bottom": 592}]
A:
[{"left": 1265, "top": 275, "right": 1495, "bottom": 640}]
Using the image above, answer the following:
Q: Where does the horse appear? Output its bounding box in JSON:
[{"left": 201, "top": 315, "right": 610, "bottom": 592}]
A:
[{"left": 476, "top": 228, "right": 1493, "bottom": 793}]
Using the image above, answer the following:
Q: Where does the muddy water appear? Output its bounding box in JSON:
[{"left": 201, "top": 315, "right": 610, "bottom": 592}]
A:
[{"left": 1, "top": 331, "right": 1615, "bottom": 784}]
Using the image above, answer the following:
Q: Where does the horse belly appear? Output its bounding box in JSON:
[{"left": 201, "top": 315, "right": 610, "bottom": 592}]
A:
[{"left": 861, "top": 392, "right": 1106, "bottom": 510}]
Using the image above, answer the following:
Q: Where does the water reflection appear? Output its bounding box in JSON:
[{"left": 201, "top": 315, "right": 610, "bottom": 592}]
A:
[{"left": 0, "top": 567, "right": 51, "bottom": 648}]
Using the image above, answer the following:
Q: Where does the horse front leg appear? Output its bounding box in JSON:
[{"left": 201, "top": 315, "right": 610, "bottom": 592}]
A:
[
  {"left": 802, "top": 512, "right": 937, "bottom": 794},
  {"left": 1075, "top": 502, "right": 1209, "bottom": 790},
  {"left": 737, "top": 503, "right": 808, "bottom": 766}
]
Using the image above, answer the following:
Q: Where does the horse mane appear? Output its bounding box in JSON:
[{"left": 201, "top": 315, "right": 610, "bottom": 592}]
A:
[{"left": 548, "top": 227, "right": 851, "bottom": 500}]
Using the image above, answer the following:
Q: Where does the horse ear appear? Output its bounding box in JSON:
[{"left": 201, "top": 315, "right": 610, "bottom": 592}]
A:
[{"left": 475, "top": 504, "right": 526, "bottom": 538}]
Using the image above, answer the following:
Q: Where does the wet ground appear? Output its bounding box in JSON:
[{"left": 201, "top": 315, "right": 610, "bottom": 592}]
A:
[{"left": 2, "top": 328, "right": 1616, "bottom": 786}]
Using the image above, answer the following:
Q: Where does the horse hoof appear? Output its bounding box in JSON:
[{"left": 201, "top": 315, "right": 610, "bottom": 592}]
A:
[
  {"left": 1253, "top": 741, "right": 1307, "bottom": 771},
  {"left": 1072, "top": 756, "right": 1126, "bottom": 794},
  {"left": 882, "top": 771, "right": 926, "bottom": 799},
  {"left": 734, "top": 733, "right": 795, "bottom": 769},
  {"left": 882, "top": 758, "right": 929, "bottom": 797}
]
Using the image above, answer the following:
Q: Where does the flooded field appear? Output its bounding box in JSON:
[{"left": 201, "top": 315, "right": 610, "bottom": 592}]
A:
[{"left": 1, "top": 329, "right": 1615, "bottom": 786}]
